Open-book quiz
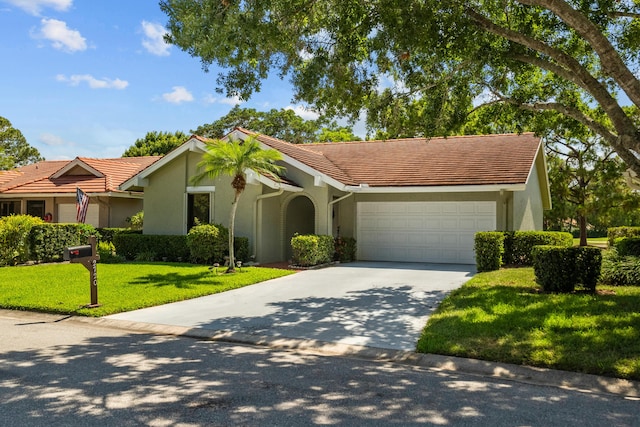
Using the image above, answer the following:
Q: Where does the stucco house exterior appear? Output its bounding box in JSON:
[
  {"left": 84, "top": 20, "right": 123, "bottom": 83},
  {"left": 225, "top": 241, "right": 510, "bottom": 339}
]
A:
[
  {"left": 122, "top": 129, "right": 551, "bottom": 264},
  {"left": 0, "top": 156, "right": 160, "bottom": 227}
]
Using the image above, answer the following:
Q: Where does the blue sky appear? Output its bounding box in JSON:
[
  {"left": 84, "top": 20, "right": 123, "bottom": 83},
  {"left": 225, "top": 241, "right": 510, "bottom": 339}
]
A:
[{"left": 0, "top": 0, "right": 326, "bottom": 160}]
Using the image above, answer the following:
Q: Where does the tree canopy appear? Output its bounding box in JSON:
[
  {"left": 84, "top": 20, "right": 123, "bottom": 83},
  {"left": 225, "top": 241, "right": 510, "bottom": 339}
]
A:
[
  {"left": 192, "top": 106, "right": 321, "bottom": 143},
  {"left": 122, "top": 131, "right": 189, "bottom": 157},
  {"left": 0, "top": 116, "right": 43, "bottom": 170},
  {"left": 192, "top": 106, "right": 360, "bottom": 143},
  {"left": 161, "top": 0, "right": 640, "bottom": 174}
]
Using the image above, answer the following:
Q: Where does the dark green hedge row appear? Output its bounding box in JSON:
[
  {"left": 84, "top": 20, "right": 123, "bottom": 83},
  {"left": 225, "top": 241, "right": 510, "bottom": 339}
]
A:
[
  {"left": 291, "top": 234, "right": 335, "bottom": 267},
  {"left": 475, "top": 231, "right": 573, "bottom": 271},
  {"left": 29, "top": 223, "right": 97, "bottom": 263},
  {"left": 474, "top": 232, "right": 505, "bottom": 272},
  {"left": 532, "top": 246, "right": 602, "bottom": 293},
  {"left": 112, "top": 233, "right": 189, "bottom": 261},
  {"left": 613, "top": 237, "right": 640, "bottom": 257},
  {"left": 503, "top": 231, "right": 574, "bottom": 265},
  {"left": 608, "top": 227, "right": 640, "bottom": 247},
  {"left": 112, "top": 230, "right": 249, "bottom": 264},
  {"left": 334, "top": 236, "right": 357, "bottom": 262}
]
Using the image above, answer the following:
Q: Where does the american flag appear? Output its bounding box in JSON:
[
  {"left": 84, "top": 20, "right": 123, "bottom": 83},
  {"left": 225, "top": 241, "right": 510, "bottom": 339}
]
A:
[{"left": 76, "top": 187, "right": 90, "bottom": 223}]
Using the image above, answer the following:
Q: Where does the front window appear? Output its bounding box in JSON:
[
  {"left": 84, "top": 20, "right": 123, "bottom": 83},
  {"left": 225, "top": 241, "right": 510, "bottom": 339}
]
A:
[
  {"left": 26, "top": 200, "right": 45, "bottom": 219},
  {"left": 187, "top": 193, "right": 210, "bottom": 230},
  {"left": 0, "top": 200, "right": 20, "bottom": 217}
]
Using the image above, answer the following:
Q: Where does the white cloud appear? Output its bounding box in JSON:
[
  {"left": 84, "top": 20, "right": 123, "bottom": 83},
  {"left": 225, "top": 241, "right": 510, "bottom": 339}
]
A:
[
  {"left": 141, "top": 20, "right": 170, "bottom": 56},
  {"left": 36, "top": 18, "right": 86, "bottom": 52},
  {"left": 56, "top": 74, "right": 129, "bottom": 89},
  {"left": 286, "top": 105, "right": 320, "bottom": 121},
  {"left": 202, "top": 94, "right": 242, "bottom": 106},
  {"left": 38, "top": 133, "right": 67, "bottom": 146},
  {"left": 162, "top": 86, "right": 194, "bottom": 104},
  {"left": 5, "top": 0, "right": 71, "bottom": 15}
]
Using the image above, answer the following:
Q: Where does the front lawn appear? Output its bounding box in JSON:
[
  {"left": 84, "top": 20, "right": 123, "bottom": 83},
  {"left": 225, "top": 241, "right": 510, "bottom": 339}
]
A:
[
  {"left": 417, "top": 268, "right": 640, "bottom": 380},
  {"left": 0, "top": 262, "right": 294, "bottom": 317}
]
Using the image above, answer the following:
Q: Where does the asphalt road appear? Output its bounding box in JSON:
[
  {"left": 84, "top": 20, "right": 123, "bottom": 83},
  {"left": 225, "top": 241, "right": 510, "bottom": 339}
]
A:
[{"left": 1, "top": 311, "right": 639, "bottom": 426}]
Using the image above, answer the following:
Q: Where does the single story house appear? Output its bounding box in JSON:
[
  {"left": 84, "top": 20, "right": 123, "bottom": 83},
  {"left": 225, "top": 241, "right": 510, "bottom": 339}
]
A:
[
  {"left": 0, "top": 156, "right": 160, "bottom": 227},
  {"left": 122, "top": 129, "right": 550, "bottom": 264}
]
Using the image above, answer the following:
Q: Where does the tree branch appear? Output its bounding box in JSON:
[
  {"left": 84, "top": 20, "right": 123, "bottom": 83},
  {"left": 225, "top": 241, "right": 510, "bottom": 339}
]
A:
[{"left": 515, "top": 0, "right": 640, "bottom": 107}]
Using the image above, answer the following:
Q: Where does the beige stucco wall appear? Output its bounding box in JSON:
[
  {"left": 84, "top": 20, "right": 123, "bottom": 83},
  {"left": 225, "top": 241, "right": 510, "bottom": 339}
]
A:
[{"left": 513, "top": 164, "right": 544, "bottom": 230}]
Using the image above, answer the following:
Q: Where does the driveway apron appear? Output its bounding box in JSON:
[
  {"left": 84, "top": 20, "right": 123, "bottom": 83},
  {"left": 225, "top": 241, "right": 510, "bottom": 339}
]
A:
[{"left": 107, "top": 262, "right": 475, "bottom": 351}]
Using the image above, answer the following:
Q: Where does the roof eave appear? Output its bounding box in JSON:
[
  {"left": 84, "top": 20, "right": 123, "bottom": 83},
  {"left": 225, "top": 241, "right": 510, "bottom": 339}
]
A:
[
  {"left": 120, "top": 136, "right": 205, "bottom": 190},
  {"left": 343, "top": 183, "right": 528, "bottom": 193}
]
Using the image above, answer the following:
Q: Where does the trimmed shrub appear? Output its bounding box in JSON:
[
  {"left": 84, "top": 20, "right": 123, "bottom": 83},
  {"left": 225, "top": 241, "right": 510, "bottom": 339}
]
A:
[
  {"left": 504, "top": 231, "right": 573, "bottom": 266},
  {"left": 0, "top": 215, "right": 44, "bottom": 266},
  {"left": 291, "top": 234, "right": 334, "bottom": 266},
  {"left": 573, "top": 246, "right": 603, "bottom": 292},
  {"left": 474, "top": 232, "right": 505, "bottom": 272},
  {"left": 532, "top": 245, "right": 602, "bottom": 293},
  {"left": 97, "top": 241, "right": 124, "bottom": 264},
  {"left": 334, "top": 236, "right": 357, "bottom": 262},
  {"left": 614, "top": 237, "right": 640, "bottom": 257},
  {"left": 29, "top": 223, "right": 97, "bottom": 263},
  {"left": 187, "top": 224, "right": 221, "bottom": 264},
  {"left": 113, "top": 233, "right": 189, "bottom": 262},
  {"left": 600, "top": 250, "right": 640, "bottom": 286},
  {"left": 96, "top": 227, "right": 127, "bottom": 244},
  {"left": 608, "top": 226, "right": 640, "bottom": 247}
]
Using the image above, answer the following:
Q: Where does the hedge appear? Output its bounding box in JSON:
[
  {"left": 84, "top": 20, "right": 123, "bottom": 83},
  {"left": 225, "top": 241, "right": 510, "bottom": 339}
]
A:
[
  {"left": 0, "top": 215, "right": 44, "bottom": 266},
  {"left": 503, "top": 231, "right": 573, "bottom": 266},
  {"left": 613, "top": 237, "right": 640, "bottom": 257},
  {"left": 474, "top": 232, "right": 505, "bottom": 272},
  {"left": 291, "top": 234, "right": 334, "bottom": 267},
  {"left": 112, "top": 233, "right": 189, "bottom": 262},
  {"left": 334, "top": 236, "right": 357, "bottom": 262},
  {"left": 532, "top": 245, "right": 602, "bottom": 293},
  {"left": 474, "top": 230, "right": 573, "bottom": 271},
  {"left": 608, "top": 226, "right": 640, "bottom": 247},
  {"left": 29, "top": 223, "right": 97, "bottom": 263}
]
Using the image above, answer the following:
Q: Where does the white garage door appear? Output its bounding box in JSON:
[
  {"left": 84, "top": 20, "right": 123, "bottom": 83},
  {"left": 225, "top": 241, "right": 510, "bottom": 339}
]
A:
[
  {"left": 357, "top": 201, "right": 496, "bottom": 264},
  {"left": 58, "top": 203, "right": 100, "bottom": 227}
]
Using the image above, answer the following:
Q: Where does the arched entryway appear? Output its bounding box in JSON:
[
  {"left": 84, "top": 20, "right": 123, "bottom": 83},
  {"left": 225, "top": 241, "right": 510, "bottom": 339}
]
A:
[{"left": 284, "top": 195, "right": 316, "bottom": 261}]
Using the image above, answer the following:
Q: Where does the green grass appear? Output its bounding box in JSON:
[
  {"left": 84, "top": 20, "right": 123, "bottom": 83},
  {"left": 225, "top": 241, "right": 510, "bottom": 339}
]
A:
[
  {"left": 572, "top": 237, "right": 609, "bottom": 247},
  {"left": 417, "top": 268, "right": 640, "bottom": 380},
  {"left": 0, "top": 262, "right": 294, "bottom": 317}
]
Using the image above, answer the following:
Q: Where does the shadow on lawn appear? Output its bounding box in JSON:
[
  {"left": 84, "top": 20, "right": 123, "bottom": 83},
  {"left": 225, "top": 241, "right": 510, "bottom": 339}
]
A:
[
  {"left": 128, "top": 271, "right": 218, "bottom": 288},
  {"left": 419, "top": 283, "right": 640, "bottom": 379}
]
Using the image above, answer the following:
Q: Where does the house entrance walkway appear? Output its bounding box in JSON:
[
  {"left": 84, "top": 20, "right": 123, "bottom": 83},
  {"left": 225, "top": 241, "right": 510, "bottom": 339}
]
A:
[{"left": 106, "top": 262, "right": 475, "bottom": 351}]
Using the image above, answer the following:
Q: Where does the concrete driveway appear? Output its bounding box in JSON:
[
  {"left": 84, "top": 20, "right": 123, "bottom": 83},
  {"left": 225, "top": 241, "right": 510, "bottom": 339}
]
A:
[{"left": 107, "top": 262, "right": 475, "bottom": 351}]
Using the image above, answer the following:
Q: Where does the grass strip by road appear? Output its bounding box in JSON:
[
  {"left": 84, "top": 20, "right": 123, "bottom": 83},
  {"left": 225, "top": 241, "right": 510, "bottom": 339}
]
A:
[
  {"left": 0, "top": 262, "right": 294, "bottom": 317},
  {"left": 417, "top": 268, "right": 640, "bottom": 380}
]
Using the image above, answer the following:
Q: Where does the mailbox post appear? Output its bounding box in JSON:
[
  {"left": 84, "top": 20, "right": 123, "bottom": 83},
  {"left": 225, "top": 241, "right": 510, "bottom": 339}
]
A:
[{"left": 64, "top": 236, "right": 100, "bottom": 308}]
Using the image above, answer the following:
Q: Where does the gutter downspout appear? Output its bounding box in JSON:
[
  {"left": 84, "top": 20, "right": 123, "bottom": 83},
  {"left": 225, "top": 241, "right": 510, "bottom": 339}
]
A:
[
  {"left": 253, "top": 189, "right": 284, "bottom": 261},
  {"left": 328, "top": 192, "right": 354, "bottom": 236}
]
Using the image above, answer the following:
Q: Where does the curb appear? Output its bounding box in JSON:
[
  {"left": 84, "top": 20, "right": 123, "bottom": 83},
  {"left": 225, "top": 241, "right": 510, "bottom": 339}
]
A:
[{"left": 3, "top": 309, "right": 640, "bottom": 399}]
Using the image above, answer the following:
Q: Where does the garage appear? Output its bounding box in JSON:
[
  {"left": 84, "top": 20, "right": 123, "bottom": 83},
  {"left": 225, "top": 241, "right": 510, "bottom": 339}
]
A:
[
  {"left": 357, "top": 201, "right": 496, "bottom": 264},
  {"left": 58, "top": 203, "right": 100, "bottom": 227}
]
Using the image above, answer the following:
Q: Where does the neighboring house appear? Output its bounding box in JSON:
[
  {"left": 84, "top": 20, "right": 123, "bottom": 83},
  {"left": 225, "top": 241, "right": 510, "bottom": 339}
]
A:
[
  {"left": 122, "top": 129, "right": 551, "bottom": 264},
  {"left": 0, "top": 156, "right": 160, "bottom": 227}
]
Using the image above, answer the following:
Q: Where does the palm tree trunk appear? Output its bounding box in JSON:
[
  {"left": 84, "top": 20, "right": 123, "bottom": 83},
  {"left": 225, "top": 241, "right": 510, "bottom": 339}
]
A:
[{"left": 226, "top": 190, "right": 242, "bottom": 272}]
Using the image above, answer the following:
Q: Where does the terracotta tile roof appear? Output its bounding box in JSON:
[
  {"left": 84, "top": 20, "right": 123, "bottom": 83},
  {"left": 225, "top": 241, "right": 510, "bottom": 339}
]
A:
[
  {"left": 236, "top": 129, "right": 541, "bottom": 187},
  {"left": 0, "top": 156, "right": 161, "bottom": 195}
]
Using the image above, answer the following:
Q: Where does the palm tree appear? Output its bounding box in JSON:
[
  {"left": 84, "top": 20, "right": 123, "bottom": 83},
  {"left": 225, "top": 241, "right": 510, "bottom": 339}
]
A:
[{"left": 191, "top": 136, "right": 284, "bottom": 272}]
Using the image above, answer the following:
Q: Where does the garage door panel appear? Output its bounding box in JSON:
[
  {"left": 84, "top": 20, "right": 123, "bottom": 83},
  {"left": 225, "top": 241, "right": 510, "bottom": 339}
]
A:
[{"left": 357, "top": 201, "right": 496, "bottom": 264}]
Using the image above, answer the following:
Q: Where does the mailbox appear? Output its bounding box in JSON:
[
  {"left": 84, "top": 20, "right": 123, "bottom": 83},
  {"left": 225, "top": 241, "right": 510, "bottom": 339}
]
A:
[{"left": 64, "top": 245, "right": 93, "bottom": 261}]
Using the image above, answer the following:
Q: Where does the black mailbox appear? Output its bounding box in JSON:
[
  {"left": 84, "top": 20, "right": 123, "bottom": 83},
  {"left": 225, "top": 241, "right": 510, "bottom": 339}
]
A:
[{"left": 64, "top": 245, "right": 93, "bottom": 261}]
